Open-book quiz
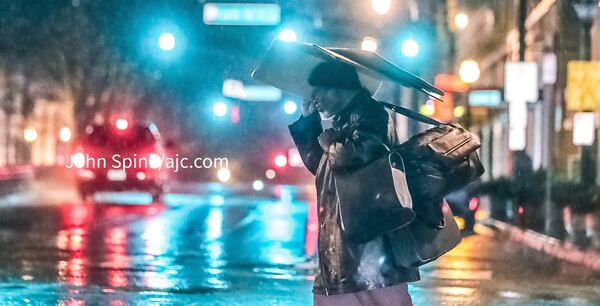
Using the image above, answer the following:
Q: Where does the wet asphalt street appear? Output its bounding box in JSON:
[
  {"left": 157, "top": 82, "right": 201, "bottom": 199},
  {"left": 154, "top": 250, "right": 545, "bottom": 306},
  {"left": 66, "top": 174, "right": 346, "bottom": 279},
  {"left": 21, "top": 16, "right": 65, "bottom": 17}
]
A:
[{"left": 1, "top": 183, "right": 600, "bottom": 305}]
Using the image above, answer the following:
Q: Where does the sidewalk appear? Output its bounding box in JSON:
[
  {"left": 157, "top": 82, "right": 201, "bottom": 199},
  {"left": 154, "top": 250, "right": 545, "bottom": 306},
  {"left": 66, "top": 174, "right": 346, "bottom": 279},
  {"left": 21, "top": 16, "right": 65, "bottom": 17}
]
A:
[
  {"left": 0, "top": 164, "right": 34, "bottom": 181},
  {"left": 0, "top": 165, "right": 34, "bottom": 202},
  {"left": 0, "top": 165, "right": 79, "bottom": 207},
  {"left": 484, "top": 219, "right": 600, "bottom": 271}
]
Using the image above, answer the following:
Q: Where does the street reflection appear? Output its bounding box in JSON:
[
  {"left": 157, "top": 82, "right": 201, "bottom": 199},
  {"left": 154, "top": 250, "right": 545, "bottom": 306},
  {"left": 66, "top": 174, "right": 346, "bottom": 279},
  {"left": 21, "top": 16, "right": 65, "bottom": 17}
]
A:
[
  {"left": 57, "top": 204, "right": 91, "bottom": 287},
  {"left": 106, "top": 227, "right": 128, "bottom": 288},
  {"left": 1, "top": 187, "right": 312, "bottom": 304}
]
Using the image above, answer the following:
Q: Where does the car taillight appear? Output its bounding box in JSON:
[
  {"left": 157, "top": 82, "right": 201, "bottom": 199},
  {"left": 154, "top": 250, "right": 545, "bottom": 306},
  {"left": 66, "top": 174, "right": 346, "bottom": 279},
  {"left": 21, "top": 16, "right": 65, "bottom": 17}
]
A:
[
  {"left": 148, "top": 153, "right": 162, "bottom": 169},
  {"left": 468, "top": 197, "right": 479, "bottom": 211},
  {"left": 115, "top": 118, "right": 129, "bottom": 130},
  {"left": 274, "top": 154, "right": 287, "bottom": 168}
]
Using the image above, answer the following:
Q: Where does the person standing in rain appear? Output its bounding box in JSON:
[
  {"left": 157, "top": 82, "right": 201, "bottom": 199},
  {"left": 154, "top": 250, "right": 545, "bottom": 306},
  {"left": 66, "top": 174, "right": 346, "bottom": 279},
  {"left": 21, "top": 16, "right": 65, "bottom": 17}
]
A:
[{"left": 289, "top": 60, "right": 418, "bottom": 306}]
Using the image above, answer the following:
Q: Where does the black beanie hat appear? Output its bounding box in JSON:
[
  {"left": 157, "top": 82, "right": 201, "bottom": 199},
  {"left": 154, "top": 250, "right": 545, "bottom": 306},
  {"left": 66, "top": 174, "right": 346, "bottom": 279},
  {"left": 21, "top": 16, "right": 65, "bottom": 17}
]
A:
[{"left": 308, "top": 61, "right": 361, "bottom": 89}]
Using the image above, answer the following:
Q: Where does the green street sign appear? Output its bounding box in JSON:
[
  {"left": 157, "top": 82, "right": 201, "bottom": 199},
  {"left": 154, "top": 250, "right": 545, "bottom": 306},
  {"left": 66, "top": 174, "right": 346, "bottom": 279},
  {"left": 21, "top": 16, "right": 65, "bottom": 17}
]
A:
[
  {"left": 203, "top": 3, "right": 281, "bottom": 26},
  {"left": 469, "top": 90, "right": 502, "bottom": 107}
]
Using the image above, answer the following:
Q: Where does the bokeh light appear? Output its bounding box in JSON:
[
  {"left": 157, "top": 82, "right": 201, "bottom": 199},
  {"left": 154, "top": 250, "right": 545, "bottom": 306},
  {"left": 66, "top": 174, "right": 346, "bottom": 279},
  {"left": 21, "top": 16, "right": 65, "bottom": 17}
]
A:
[
  {"left": 252, "top": 180, "right": 265, "bottom": 191},
  {"left": 283, "top": 101, "right": 298, "bottom": 114},
  {"left": 455, "top": 13, "right": 469, "bottom": 29},
  {"left": 401, "top": 39, "right": 419, "bottom": 57},
  {"left": 24, "top": 127, "right": 38, "bottom": 142},
  {"left": 274, "top": 154, "right": 287, "bottom": 168},
  {"left": 59, "top": 127, "right": 72, "bottom": 142},
  {"left": 361, "top": 36, "right": 378, "bottom": 52},
  {"left": 217, "top": 168, "right": 231, "bottom": 182},
  {"left": 115, "top": 118, "right": 129, "bottom": 130},
  {"left": 459, "top": 60, "right": 480, "bottom": 84},
  {"left": 371, "top": 0, "right": 392, "bottom": 15},
  {"left": 265, "top": 169, "right": 276, "bottom": 179},
  {"left": 278, "top": 29, "right": 297, "bottom": 42},
  {"left": 213, "top": 102, "right": 228, "bottom": 117},
  {"left": 158, "top": 33, "right": 176, "bottom": 51}
]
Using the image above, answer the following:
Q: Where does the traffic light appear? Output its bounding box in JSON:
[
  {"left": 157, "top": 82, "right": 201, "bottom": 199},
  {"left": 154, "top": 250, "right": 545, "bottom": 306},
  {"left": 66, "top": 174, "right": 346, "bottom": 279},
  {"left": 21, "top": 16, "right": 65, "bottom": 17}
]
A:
[
  {"left": 212, "top": 102, "right": 228, "bottom": 117},
  {"left": 283, "top": 101, "right": 298, "bottom": 114},
  {"left": 274, "top": 154, "right": 287, "bottom": 168},
  {"left": 396, "top": 21, "right": 436, "bottom": 64},
  {"left": 158, "top": 33, "right": 176, "bottom": 51},
  {"left": 278, "top": 29, "right": 297, "bottom": 42},
  {"left": 401, "top": 38, "right": 419, "bottom": 57},
  {"left": 115, "top": 118, "right": 129, "bottom": 130}
]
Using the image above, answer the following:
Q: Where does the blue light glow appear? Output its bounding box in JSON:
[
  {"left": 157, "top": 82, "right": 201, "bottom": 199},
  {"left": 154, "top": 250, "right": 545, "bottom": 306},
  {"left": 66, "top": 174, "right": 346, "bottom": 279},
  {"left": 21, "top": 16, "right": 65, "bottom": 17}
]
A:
[{"left": 283, "top": 101, "right": 298, "bottom": 114}]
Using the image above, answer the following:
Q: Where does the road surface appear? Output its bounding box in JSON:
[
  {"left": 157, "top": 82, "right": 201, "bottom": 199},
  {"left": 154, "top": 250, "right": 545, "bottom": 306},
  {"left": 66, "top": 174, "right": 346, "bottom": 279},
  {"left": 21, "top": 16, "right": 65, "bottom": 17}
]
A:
[{"left": 0, "top": 182, "right": 599, "bottom": 305}]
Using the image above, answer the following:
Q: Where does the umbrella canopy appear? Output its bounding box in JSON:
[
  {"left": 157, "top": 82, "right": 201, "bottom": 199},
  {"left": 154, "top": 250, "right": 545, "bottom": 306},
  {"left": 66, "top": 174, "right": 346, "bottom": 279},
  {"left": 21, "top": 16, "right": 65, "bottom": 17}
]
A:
[{"left": 252, "top": 40, "right": 444, "bottom": 101}]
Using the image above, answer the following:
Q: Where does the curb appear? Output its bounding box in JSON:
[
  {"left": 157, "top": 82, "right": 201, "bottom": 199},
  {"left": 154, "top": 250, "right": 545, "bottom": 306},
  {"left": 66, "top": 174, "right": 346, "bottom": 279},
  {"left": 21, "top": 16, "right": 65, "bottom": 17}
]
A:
[{"left": 484, "top": 219, "right": 600, "bottom": 271}]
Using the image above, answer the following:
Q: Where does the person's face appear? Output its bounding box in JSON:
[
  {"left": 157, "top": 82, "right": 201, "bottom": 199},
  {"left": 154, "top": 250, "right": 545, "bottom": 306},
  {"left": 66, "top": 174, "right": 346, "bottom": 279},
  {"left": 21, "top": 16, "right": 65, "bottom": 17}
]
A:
[{"left": 311, "top": 87, "right": 343, "bottom": 118}]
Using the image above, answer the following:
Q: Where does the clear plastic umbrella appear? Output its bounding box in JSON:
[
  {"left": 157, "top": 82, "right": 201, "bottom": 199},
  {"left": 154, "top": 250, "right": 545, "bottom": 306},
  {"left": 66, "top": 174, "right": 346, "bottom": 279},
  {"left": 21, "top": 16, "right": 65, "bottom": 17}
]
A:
[{"left": 252, "top": 40, "right": 444, "bottom": 101}]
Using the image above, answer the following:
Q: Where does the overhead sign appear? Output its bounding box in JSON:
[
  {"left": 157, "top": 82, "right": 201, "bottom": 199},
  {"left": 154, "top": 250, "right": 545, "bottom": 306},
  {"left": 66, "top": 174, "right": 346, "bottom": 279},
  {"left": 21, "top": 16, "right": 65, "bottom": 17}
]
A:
[
  {"left": 223, "top": 79, "right": 282, "bottom": 102},
  {"left": 509, "top": 127, "right": 526, "bottom": 151},
  {"left": 242, "top": 85, "right": 282, "bottom": 101},
  {"left": 432, "top": 93, "right": 454, "bottom": 122},
  {"left": 509, "top": 100, "right": 527, "bottom": 129},
  {"left": 573, "top": 112, "right": 596, "bottom": 146},
  {"left": 468, "top": 90, "right": 502, "bottom": 107},
  {"left": 504, "top": 62, "right": 539, "bottom": 103},
  {"left": 566, "top": 61, "right": 600, "bottom": 111},
  {"left": 434, "top": 74, "right": 469, "bottom": 93},
  {"left": 203, "top": 3, "right": 281, "bottom": 26}
]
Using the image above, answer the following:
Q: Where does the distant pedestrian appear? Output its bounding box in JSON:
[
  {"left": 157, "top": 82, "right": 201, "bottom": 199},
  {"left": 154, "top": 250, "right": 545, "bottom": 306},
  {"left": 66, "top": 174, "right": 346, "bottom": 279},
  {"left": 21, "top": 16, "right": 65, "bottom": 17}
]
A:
[{"left": 512, "top": 150, "right": 533, "bottom": 179}]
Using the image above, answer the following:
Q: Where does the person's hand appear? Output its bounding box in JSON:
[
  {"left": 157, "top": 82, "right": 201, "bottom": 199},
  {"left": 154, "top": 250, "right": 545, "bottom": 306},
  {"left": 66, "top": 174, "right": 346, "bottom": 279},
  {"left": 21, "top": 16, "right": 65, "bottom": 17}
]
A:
[
  {"left": 318, "top": 128, "right": 341, "bottom": 149},
  {"left": 302, "top": 97, "right": 317, "bottom": 117}
]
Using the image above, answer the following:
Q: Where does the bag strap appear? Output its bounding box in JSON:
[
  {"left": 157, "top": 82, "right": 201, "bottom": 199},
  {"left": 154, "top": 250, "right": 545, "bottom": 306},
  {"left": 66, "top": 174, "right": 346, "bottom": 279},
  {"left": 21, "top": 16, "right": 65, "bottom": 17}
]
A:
[{"left": 377, "top": 100, "right": 443, "bottom": 126}]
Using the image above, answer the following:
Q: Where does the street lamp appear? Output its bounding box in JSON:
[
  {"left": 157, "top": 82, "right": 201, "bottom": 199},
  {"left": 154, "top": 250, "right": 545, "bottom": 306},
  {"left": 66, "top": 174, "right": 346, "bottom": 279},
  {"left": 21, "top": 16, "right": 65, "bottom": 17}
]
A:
[
  {"left": 213, "top": 101, "right": 228, "bottom": 117},
  {"left": 115, "top": 118, "right": 129, "bottom": 130},
  {"left": 361, "top": 36, "right": 378, "bottom": 52},
  {"left": 571, "top": 0, "right": 599, "bottom": 187},
  {"left": 283, "top": 100, "right": 298, "bottom": 114},
  {"left": 371, "top": 0, "right": 392, "bottom": 15},
  {"left": 59, "top": 127, "right": 72, "bottom": 142},
  {"left": 572, "top": 0, "right": 599, "bottom": 60},
  {"left": 459, "top": 60, "right": 480, "bottom": 84},
  {"left": 454, "top": 13, "right": 469, "bottom": 29},
  {"left": 278, "top": 29, "right": 297, "bottom": 42},
  {"left": 158, "top": 32, "right": 176, "bottom": 51},
  {"left": 24, "top": 127, "right": 38, "bottom": 143}
]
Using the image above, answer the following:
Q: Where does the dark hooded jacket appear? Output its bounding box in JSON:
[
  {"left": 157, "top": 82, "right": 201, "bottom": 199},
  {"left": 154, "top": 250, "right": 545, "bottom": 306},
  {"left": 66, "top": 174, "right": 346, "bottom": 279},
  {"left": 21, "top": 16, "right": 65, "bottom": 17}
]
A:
[{"left": 289, "top": 88, "right": 420, "bottom": 296}]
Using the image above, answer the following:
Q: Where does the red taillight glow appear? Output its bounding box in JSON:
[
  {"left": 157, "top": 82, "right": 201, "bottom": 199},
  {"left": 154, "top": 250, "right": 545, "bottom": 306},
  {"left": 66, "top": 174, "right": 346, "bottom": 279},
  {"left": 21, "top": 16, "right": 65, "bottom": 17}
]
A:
[
  {"left": 148, "top": 153, "right": 162, "bottom": 169},
  {"left": 115, "top": 119, "right": 129, "bottom": 130},
  {"left": 468, "top": 197, "right": 479, "bottom": 211},
  {"left": 274, "top": 154, "right": 287, "bottom": 168}
]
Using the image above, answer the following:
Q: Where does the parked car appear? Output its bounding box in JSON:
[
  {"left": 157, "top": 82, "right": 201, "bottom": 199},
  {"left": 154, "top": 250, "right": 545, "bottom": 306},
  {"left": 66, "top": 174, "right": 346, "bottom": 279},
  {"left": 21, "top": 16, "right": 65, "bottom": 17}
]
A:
[{"left": 445, "top": 182, "right": 480, "bottom": 233}]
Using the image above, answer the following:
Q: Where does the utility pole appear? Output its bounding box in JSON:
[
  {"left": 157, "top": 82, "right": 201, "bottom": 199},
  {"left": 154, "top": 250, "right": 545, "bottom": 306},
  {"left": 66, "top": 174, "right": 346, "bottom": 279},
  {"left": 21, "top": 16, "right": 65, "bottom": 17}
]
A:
[
  {"left": 573, "top": 0, "right": 598, "bottom": 188},
  {"left": 542, "top": 50, "right": 562, "bottom": 238},
  {"left": 518, "top": 0, "right": 527, "bottom": 62}
]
